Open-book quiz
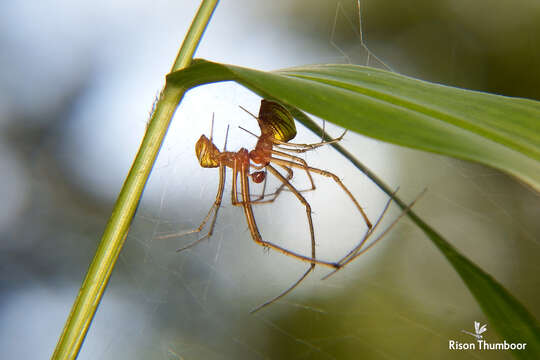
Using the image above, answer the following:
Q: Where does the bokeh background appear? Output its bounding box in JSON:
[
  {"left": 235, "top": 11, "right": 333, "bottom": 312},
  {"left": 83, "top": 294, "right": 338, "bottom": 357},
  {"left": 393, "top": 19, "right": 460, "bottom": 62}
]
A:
[{"left": 1, "top": 0, "right": 539, "bottom": 359}]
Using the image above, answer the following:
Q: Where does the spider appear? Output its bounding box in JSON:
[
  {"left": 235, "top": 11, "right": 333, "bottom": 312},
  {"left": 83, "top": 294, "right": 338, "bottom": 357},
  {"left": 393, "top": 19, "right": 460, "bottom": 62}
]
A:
[{"left": 160, "top": 99, "right": 397, "bottom": 312}]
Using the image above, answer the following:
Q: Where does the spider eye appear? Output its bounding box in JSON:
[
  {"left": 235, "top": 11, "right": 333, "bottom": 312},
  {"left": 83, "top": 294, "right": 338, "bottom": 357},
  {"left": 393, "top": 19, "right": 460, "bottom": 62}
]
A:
[
  {"left": 195, "top": 135, "right": 219, "bottom": 168},
  {"left": 258, "top": 100, "right": 297, "bottom": 142}
]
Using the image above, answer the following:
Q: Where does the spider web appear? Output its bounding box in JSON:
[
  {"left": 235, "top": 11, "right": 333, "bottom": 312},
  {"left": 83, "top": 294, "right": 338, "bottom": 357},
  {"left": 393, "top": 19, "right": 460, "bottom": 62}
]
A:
[{"left": 79, "top": 1, "right": 540, "bottom": 359}]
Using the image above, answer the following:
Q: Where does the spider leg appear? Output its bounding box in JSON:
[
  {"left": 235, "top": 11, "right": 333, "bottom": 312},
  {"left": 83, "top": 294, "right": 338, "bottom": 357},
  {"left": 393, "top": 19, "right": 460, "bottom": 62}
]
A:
[
  {"left": 322, "top": 189, "right": 425, "bottom": 279},
  {"left": 234, "top": 164, "right": 291, "bottom": 204},
  {"left": 245, "top": 163, "right": 319, "bottom": 311},
  {"left": 339, "top": 190, "right": 424, "bottom": 266},
  {"left": 271, "top": 150, "right": 315, "bottom": 191},
  {"left": 250, "top": 265, "right": 314, "bottom": 313},
  {"left": 249, "top": 165, "right": 292, "bottom": 204},
  {"left": 233, "top": 167, "right": 269, "bottom": 201},
  {"left": 251, "top": 163, "right": 326, "bottom": 311},
  {"left": 270, "top": 158, "right": 373, "bottom": 229},
  {"left": 248, "top": 165, "right": 318, "bottom": 205},
  {"left": 273, "top": 130, "right": 347, "bottom": 153},
  {"left": 252, "top": 168, "right": 269, "bottom": 201},
  {"left": 336, "top": 195, "right": 393, "bottom": 264},
  {"left": 231, "top": 159, "right": 241, "bottom": 206},
  {"left": 156, "top": 165, "right": 227, "bottom": 253},
  {"left": 239, "top": 162, "right": 338, "bottom": 269}
]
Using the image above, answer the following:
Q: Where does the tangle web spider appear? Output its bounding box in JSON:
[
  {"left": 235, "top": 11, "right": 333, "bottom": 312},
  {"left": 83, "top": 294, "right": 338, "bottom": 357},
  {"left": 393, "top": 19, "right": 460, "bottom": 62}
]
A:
[{"left": 159, "top": 100, "right": 410, "bottom": 312}]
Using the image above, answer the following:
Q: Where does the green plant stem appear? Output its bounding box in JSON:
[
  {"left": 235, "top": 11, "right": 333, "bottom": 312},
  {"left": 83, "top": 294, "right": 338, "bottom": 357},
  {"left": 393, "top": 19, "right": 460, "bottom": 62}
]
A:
[{"left": 51, "top": 1, "right": 219, "bottom": 359}]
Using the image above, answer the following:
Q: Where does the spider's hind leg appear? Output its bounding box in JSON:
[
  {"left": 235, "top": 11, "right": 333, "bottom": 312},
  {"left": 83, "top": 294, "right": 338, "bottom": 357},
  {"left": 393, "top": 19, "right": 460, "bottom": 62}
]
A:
[{"left": 251, "top": 265, "right": 314, "bottom": 313}]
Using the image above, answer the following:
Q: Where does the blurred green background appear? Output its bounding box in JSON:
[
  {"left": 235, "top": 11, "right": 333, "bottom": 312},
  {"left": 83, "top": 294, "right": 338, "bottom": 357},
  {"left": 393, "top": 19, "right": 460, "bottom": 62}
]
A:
[{"left": 0, "top": 0, "right": 538, "bottom": 359}]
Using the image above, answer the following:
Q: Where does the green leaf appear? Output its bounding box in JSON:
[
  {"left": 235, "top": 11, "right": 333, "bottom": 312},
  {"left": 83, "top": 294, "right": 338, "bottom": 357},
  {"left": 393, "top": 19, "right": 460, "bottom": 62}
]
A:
[
  {"left": 167, "top": 59, "right": 540, "bottom": 192},
  {"left": 167, "top": 59, "right": 540, "bottom": 358}
]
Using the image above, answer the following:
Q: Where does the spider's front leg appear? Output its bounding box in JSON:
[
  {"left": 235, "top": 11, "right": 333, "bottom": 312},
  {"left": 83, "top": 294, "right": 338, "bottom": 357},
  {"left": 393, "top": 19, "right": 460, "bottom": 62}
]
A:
[{"left": 156, "top": 164, "right": 227, "bottom": 252}]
